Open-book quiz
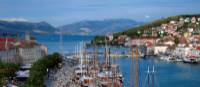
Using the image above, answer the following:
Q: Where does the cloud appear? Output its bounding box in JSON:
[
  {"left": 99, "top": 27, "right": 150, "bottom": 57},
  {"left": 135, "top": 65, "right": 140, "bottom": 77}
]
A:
[
  {"left": 0, "top": 17, "right": 28, "bottom": 22},
  {"left": 144, "top": 14, "right": 150, "bottom": 19}
]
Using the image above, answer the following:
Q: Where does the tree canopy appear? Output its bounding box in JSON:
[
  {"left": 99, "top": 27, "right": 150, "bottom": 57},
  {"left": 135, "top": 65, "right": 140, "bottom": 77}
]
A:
[{"left": 21, "top": 53, "right": 62, "bottom": 87}]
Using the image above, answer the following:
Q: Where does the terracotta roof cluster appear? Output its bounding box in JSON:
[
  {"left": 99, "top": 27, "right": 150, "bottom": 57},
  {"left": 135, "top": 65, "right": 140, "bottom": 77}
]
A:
[
  {"left": 0, "top": 38, "right": 16, "bottom": 50},
  {"left": 179, "top": 36, "right": 188, "bottom": 44},
  {"left": 18, "top": 41, "right": 36, "bottom": 48},
  {"left": 0, "top": 37, "right": 37, "bottom": 50},
  {"left": 0, "top": 44, "right": 14, "bottom": 50},
  {"left": 196, "top": 46, "right": 200, "bottom": 50},
  {"left": 131, "top": 37, "right": 157, "bottom": 39},
  {"left": 0, "top": 38, "right": 16, "bottom": 42}
]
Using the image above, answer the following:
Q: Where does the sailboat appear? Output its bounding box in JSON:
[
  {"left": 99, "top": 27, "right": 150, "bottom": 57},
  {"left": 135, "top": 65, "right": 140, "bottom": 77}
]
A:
[
  {"left": 73, "top": 42, "right": 97, "bottom": 87},
  {"left": 97, "top": 37, "right": 123, "bottom": 87}
]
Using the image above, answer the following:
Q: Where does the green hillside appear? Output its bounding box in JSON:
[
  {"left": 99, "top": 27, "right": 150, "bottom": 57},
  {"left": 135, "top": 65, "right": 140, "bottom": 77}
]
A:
[{"left": 92, "top": 14, "right": 200, "bottom": 44}]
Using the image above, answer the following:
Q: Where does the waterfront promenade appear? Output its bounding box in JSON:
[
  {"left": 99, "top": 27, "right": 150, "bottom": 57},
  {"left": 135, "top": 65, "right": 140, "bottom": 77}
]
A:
[{"left": 45, "top": 59, "right": 79, "bottom": 87}]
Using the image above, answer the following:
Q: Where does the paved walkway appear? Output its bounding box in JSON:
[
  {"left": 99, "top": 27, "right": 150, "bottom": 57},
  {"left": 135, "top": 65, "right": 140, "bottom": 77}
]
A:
[{"left": 45, "top": 59, "right": 80, "bottom": 87}]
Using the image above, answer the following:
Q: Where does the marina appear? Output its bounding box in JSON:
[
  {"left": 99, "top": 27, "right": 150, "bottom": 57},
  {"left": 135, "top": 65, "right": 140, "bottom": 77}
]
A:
[
  {"left": 1, "top": 0, "right": 200, "bottom": 87},
  {"left": 71, "top": 41, "right": 124, "bottom": 87},
  {"left": 36, "top": 35, "right": 200, "bottom": 87}
]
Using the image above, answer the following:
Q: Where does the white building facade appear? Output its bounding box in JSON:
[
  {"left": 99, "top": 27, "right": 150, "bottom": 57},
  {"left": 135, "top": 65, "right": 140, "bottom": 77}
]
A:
[
  {"left": 154, "top": 46, "right": 168, "bottom": 55},
  {"left": 174, "top": 47, "right": 190, "bottom": 57},
  {"left": 0, "top": 45, "right": 47, "bottom": 64},
  {"left": 0, "top": 48, "right": 20, "bottom": 63},
  {"left": 19, "top": 45, "right": 47, "bottom": 64}
]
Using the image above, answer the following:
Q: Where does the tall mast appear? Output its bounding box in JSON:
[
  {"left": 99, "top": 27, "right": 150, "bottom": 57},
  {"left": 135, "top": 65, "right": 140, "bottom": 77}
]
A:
[
  {"left": 82, "top": 41, "right": 89, "bottom": 75},
  {"left": 93, "top": 43, "right": 97, "bottom": 70},
  {"left": 5, "top": 36, "right": 8, "bottom": 50},
  {"left": 131, "top": 47, "right": 139, "bottom": 87},
  {"left": 105, "top": 36, "right": 109, "bottom": 70},
  {"left": 75, "top": 44, "right": 77, "bottom": 58},
  {"left": 59, "top": 29, "right": 64, "bottom": 57},
  {"left": 76, "top": 44, "right": 79, "bottom": 58},
  {"left": 131, "top": 47, "right": 134, "bottom": 87},
  {"left": 80, "top": 42, "right": 83, "bottom": 77},
  {"left": 136, "top": 47, "right": 139, "bottom": 87},
  {"left": 93, "top": 43, "right": 97, "bottom": 86}
]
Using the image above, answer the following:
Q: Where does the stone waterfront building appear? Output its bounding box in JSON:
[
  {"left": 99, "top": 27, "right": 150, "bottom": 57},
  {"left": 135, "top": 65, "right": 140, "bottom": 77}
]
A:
[{"left": 0, "top": 33, "right": 48, "bottom": 65}]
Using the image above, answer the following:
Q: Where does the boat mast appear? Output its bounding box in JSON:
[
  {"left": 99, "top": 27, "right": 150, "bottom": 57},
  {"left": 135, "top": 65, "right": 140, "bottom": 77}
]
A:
[
  {"left": 131, "top": 47, "right": 139, "bottom": 87},
  {"left": 76, "top": 44, "right": 78, "bottom": 58},
  {"left": 136, "top": 48, "right": 139, "bottom": 87},
  {"left": 93, "top": 43, "right": 98, "bottom": 86},
  {"left": 80, "top": 42, "right": 83, "bottom": 77},
  {"left": 5, "top": 36, "right": 8, "bottom": 50},
  {"left": 105, "top": 36, "right": 110, "bottom": 70},
  {"left": 59, "top": 29, "right": 64, "bottom": 57},
  {"left": 83, "top": 42, "right": 89, "bottom": 76},
  {"left": 93, "top": 43, "right": 97, "bottom": 71}
]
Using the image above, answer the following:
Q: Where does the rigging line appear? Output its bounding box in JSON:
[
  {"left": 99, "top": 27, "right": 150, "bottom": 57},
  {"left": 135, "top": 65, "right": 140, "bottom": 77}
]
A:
[
  {"left": 148, "top": 66, "right": 151, "bottom": 87},
  {"left": 142, "top": 70, "right": 149, "bottom": 87},
  {"left": 154, "top": 71, "right": 160, "bottom": 87},
  {"left": 152, "top": 66, "right": 155, "bottom": 87},
  {"left": 141, "top": 63, "right": 145, "bottom": 87}
]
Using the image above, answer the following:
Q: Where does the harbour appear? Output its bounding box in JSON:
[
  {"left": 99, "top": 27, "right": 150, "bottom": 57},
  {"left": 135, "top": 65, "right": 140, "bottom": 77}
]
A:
[
  {"left": 1, "top": 0, "right": 200, "bottom": 87},
  {"left": 37, "top": 34, "right": 200, "bottom": 87}
]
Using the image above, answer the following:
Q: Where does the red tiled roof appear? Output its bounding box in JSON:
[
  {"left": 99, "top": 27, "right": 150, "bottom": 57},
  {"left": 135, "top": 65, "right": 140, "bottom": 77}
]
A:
[
  {"left": 196, "top": 46, "right": 200, "bottom": 50},
  {"left": 188, "top": 56, "right": 198, "bottom": 59},
  {"left": 0, "top": 38, "right": 16, "bottom": 42},
  {"left": 0, "top": 43, "right": 15, "bottom": 50},
  {"left": 179, "top": 37, "right": 188, "bottom": 44},
  {"left": 131, "top": 37, "right": 157, "bottom": 39},
  {"left": 18, "top": 41, "right": 36, "bottom": 48}
]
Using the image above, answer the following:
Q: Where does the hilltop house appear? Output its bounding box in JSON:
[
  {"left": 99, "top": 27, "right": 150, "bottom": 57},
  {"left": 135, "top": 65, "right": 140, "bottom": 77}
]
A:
[
  {"left": 117, "top": 35, "right": 127, "bottom": 45},
  {"left": 184, "top": 18, "right": 190, "bottom": 23},
  {"left": 163, "top": 23, "right": 179, "bottom": 36},
  {"left": 198, "top": 18, "right": 200, "bottom": 22},
  {"left": 191, "top": 17, "right": 196, "bottom": 23}
]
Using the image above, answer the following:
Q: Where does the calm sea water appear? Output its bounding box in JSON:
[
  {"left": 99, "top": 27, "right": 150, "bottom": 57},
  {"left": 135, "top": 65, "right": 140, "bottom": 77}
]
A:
[{"left": 35, "top": 34, "right": 200, "bottom": 87}]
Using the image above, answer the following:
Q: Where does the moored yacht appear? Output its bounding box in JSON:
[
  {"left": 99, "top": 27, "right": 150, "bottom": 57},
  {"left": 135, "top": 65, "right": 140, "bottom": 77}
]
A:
[{"left": 183, "top": 56, "right": 198, "bottom": 64}]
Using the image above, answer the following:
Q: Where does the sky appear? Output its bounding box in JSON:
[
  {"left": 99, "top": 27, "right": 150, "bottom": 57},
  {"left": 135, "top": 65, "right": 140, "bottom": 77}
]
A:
[{"left": 0, "top": 0, "right": 200, "bottom": 26}]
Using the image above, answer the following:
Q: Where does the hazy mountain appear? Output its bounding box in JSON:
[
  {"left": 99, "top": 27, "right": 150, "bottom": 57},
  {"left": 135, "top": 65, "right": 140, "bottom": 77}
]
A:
[
  {"left": 58, "top": 19, "right": 143, "bottom": 35},
  {"left": 0, "top": 19, "right": 143, "bottom": 35},
  {"left": 0, "top": 20, "right": 56, "bottom": 34}
]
